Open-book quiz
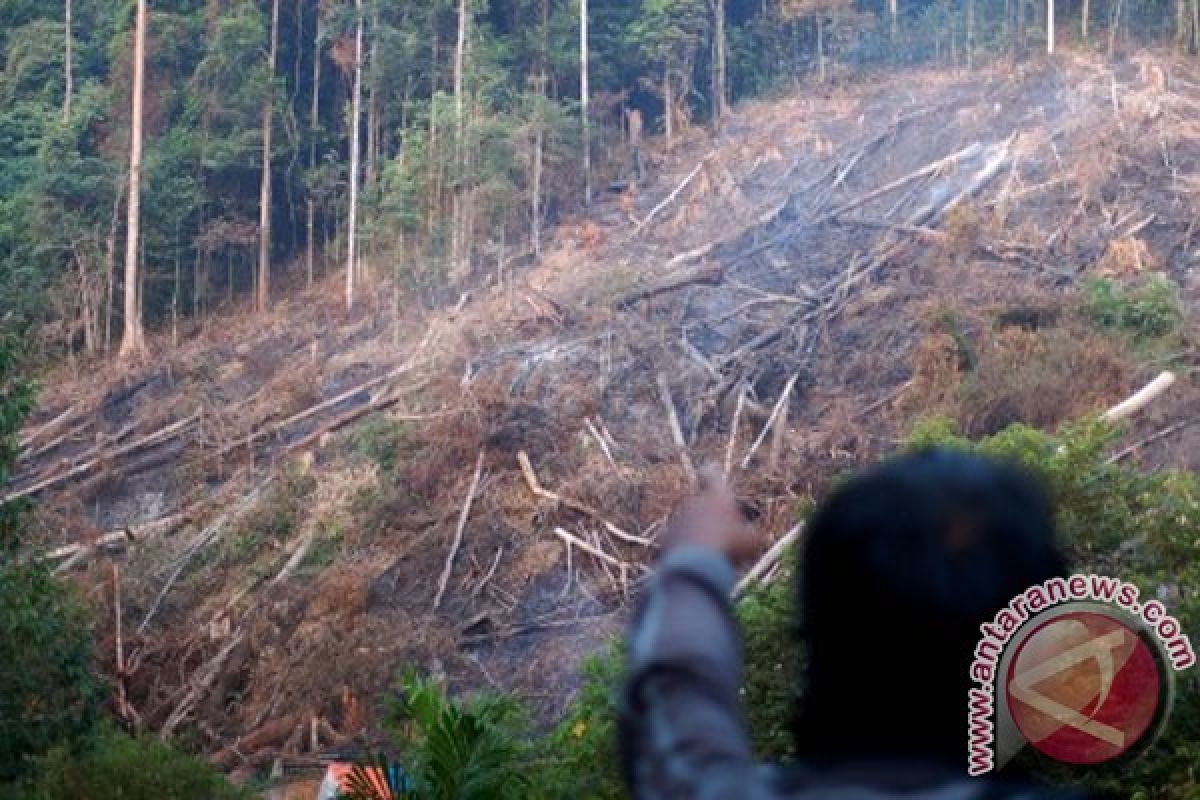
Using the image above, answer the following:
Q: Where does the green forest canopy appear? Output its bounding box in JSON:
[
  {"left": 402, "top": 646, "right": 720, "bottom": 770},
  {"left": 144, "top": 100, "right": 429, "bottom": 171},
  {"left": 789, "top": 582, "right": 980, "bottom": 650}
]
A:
[{"left": 1, "top": 0, "right": 1196, "bottom": 355}]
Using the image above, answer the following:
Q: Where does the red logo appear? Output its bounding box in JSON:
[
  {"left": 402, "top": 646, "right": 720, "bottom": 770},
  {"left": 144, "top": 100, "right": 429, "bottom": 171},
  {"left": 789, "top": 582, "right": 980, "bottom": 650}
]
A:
[{"left": 1005, "top": 611, "right": 1165, "bottom": 765}]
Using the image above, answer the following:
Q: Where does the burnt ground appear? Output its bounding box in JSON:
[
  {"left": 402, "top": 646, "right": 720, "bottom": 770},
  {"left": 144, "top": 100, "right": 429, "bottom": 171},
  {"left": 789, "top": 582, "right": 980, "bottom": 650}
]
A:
[{"left": 11, "top": 48, "right": 1200, "bottom": 782}]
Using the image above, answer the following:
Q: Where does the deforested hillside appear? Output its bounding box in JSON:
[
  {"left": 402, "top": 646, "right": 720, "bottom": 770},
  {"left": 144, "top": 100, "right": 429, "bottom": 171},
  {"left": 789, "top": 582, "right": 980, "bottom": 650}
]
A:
[{"left": 8, "top": 46, "right": 1200, "bottom": 791}]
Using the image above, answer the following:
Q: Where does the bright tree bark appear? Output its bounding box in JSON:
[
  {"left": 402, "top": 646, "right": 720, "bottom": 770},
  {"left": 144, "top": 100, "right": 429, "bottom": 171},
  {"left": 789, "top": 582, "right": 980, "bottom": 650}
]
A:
[
  {"left": 119, "top": 0, "right": 148, "bottom": 361},
  {"left": 63, "top": 0, "right": 72, "bottom": 122},
  {"left": 712, "top": 0, "right": 728, "bottom": 125},
  {"left": 1047, "top": 0, "right": 1055, "bottom": 54},
  {"left": 346, "top": 0, "right": 363, "bottom": 311},
  {"left": 581, "top": 0, "right": 591, "bottom": 206},
  {"left": 256, "top": 0, "right": 279, "bottom": 313},
  {"left": 306, "top": 4, "right": 321, "bottom": 288}
]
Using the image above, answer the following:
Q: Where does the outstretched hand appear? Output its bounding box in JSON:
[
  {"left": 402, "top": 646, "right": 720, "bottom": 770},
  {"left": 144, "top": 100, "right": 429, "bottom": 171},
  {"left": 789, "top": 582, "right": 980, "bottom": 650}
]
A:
[{"left": 661, "top": 466, "right": 761, "bottom": 566}]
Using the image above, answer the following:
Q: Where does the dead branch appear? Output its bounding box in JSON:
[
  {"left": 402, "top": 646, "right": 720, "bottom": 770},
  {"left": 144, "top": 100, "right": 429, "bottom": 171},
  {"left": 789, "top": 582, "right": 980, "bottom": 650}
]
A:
[
  {"left": 854, "top": 380, "right": 914, "bottom": 420},
  {"left": 584, "top": 417, "right": 619, "bottom": 472},
  {"left": 615, "top": 262, "right": 723, "bottom": 309},
  {"left": 741, "top": 374, "right": 800, "bottom": 469},
  {"left": 209, "top": 714, "right": 302, "bottom": 770},
  {"left": 433, "top": 451, "right": 485, "bottom": 612},
  {"left": 516, "top": 450, "right": 639, "bottom": 542},
  {"left": 733, "top": 522, "right": 805, "bottom": 598},
  {"left": 1106, "top": 416, "right": 1200, "bottom": 465},
  {"left": 552, "top": 527, "right": 628, "bottom": 571},
  {"left": 139, "top": 482, "right": 270, "bottom": 634},
  {"left": 161, "top": 631, "right": 246, "bottom": 740},
  {"left": 824, "top": 142, "right": 984, "bottom": 221},
  {"left": 5, "top": 411, "right": 202, "bottom": 503},
  {"left": 724, "top": 384, "right": 747, "bottom": 477},
  {"left": 1102, "top": 371, "right": 1176, "bottom": 422},
  {"left": 657, "top": 373, "right": 697, "bottom": 486},
  {"left": 221, "top": 365, "right": 419, "bottom": 456},
  {"left": 631, "top": 155, "right": 713, "bottom": 237},
  {"left": 18, "top": 406, "right": 77, "bottom": 451},
  {"left": 44, "top": 512, "right": 188, "bottom": 563}
]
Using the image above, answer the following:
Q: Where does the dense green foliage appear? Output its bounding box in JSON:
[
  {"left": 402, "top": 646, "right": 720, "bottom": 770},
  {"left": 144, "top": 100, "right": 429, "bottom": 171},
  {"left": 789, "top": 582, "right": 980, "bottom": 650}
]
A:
[
  {"left": 1082, "top": 275, "right": 1186, "bottom": 346},
  {"left": 3, "top": 0, "right": 1197, "bottom": 355},
  {"left": 340, "top": 673, "right": 535, "bottom": 799},
  {"left": 0, "top": 331, "right": 100, "bottom": 784},
  {"left": 18, "top": 727, "right": 252, "bottom": 800}
]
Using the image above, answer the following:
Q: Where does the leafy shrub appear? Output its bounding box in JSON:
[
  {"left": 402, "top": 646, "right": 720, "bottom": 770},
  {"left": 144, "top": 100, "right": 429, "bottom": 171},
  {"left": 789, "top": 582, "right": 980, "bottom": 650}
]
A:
[
  {"left": 0, "top": 332, "right": 100, "bottom": 785},
  {"left": 367, "top": 673, "right": 535, "bottom": 800},
  {"left": 349, "top": 417, "right": 414, "bottom": 474},
  {"left": 1083, "top": 275, "right": 1184, "bottom": 345},
  {"left": 0, "top": 561, "right": 101, "bottom": 784},
  {"left": 539, "top": 650, "right": 626, "bottom": 800},
  {"left": 737, "top": 567, "right": 803, "bottom": 760},
  {"left": 19, "top": 727, "right": 250, "bottom": 800}
]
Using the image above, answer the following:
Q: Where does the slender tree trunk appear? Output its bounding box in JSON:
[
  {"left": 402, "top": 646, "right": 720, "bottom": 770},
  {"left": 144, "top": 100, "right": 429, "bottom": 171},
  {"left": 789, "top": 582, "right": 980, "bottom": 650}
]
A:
[
  {"left": 452, "top": 0, "right": 468, "bottom": 271},
  {"left": 967, "top": 0, "right": 975, "bottom": 67},
  {"left": 1082, "top": 0, "right": 1090, "bottom": 40},
  {"left": 817, "top": 14, "right": 826, "bottom": 84},
  {"left": 1108, "top": 0, "right": 1123, "bottom": 56},
  {"left": 1192, "top": 0, "right": 1199, "bottom": 52},
  {"left": 581, "top": 0, "right": 591, "bottom": 206},
  {"left": 119, "top": 0, "right": 148, "bottom": 361},
  {"left": 663, "top": 67, "right": 674, "bottom": 151},
  {"left": 63, "top": 0, "right": 72, "bottom": 122},
  {"left": 346, "top": 0, "right": 363, "bottom": 311},
  {"left": 712, "top": 0, "right": 727, "bottom": 125},
  {"left": 256, "top": 0, "right": 278, "bottom": 313},
  {"left": 306, "top": 5, "right": 321, "bottom": 288},
  {"left": 889, "top": 0, "right": 898, "bottom": 37},
  {"left": 531, "top": 86, "right": 544, "bottom": 258},
  {"left": 1016, "top": 0, "right": 1026, "bottom": 54},
  {"left": 365, "top": 3, "right": 379, "bottom": 192},
  {"left": 104, "top": 186, "right": 122, "bottom": 352},
  {"left": 1046, "top": 0, "right": 1055, "bottom": 54}
]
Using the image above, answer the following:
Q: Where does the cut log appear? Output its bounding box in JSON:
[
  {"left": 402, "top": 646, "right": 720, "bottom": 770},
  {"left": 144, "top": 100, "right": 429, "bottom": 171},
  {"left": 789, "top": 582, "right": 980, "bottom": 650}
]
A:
[
  {"left": 1102, "top": 371, "right": 1176, "bottom": 422},
  {"left": 733, "top": 522, "right": 805, "bottom": 598},
  {"left": 4, "top": 411, "right": 201, "bottom": 503},
  {"left": 615, "top": 262, "right": 723, "bottom": 309},
  {"left": 432, "top": 451, "right": 485, "bottom": 611},
  {"left": 824, "top": 142, "right": 984, "bottom": 221},
  {"left": 741, "top": 374, "right": 800, "bottom": 469},
  {"left": 630, "top": 154, "right": 713, "bottom": 237},
  {"left": 657, "top": 373, "right": 697, "bottom": 486}
]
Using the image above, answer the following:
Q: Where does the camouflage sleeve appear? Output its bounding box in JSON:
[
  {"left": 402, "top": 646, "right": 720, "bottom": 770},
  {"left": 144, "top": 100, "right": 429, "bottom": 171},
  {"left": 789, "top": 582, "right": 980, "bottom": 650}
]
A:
[{"left": 618, "top": 546, "right": 776, "bottom": 800}]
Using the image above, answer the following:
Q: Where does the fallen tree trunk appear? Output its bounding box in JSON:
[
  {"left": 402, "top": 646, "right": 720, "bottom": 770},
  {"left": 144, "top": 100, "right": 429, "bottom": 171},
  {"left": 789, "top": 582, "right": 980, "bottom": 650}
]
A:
[
  {"left": 615, "top": 262, "right": 723, "bottom": 309},
  {"left": 824, "top": 142, "right": 984, "bottom": 221},
  {"left": 733, "top": 522, "right": 804, "bottom": 598},
  {"left": 1102, "top": 371, "right": 1176, "bottom": 422},
  {"left": 4, "top": 411, "right": 201, "bottom": 503}
]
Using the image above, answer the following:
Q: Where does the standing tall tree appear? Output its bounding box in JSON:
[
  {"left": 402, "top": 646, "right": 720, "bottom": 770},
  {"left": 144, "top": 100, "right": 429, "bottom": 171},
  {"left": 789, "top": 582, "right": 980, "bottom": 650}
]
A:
[
  {"left": 711, "top": 0, "right": 728, "bottom": 126},
  {"left": 452, "top": 0, "right": 470, "bottom": 270},
  {"left": 1047, "top": 0, "right": 1055, "bottom": 54},
  {"left": 256, "top": 0, "right": 279, "bottom": 313},
  {"left": 119, "top": 0, "right": 148, "bottom": 361},
  {"left": 581, "top": 0, "right": 591, "bottom": 206},
  {"left": 62, "top": 0, "right": 72, "bottom": 122},
  {"left": 346, "top": 0, "right": 364, "bottom": 312},
  {"left": 306, "top": 2, "right": 321, "bottom": 288}
]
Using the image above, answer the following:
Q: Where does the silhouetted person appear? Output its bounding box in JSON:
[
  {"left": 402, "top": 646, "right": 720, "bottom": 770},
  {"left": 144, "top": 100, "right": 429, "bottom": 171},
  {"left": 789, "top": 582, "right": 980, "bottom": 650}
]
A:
[{"left": 619, "top": 451, "right": 1089, "bottom": 799}]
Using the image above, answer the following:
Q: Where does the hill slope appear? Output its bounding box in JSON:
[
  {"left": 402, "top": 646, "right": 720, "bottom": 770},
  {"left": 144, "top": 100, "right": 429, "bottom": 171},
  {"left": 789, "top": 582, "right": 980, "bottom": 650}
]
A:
[{"left": 12, "top": 49, "right": 1200, "bottom": 778}]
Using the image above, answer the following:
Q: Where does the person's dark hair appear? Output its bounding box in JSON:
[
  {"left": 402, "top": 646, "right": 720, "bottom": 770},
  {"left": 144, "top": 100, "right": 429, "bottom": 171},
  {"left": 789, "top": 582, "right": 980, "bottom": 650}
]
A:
[{"left": 793, "top": 448, "right": 1067, "bottom": 766}]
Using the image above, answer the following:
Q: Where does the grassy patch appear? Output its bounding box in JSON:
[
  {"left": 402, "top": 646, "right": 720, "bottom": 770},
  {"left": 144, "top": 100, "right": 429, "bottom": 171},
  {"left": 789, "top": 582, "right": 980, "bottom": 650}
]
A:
[{"left": 1082, "top": 274, "right": 1185, "bottom": 348}]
